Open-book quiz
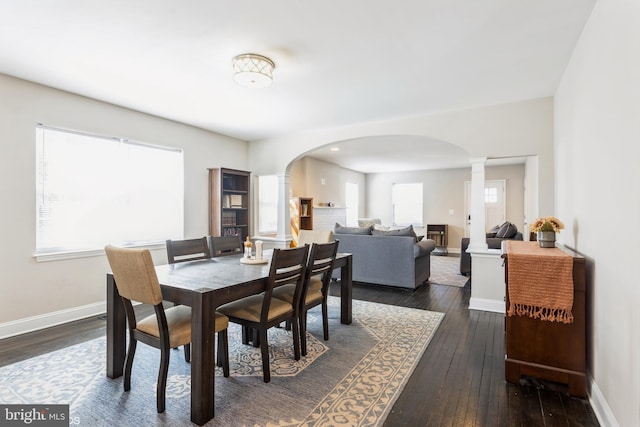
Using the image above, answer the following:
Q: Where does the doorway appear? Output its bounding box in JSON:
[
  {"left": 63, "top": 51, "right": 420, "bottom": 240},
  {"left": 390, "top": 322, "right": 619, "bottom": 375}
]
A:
[{"left": 463, "top": 180, "right": 506, "bottom": 237}]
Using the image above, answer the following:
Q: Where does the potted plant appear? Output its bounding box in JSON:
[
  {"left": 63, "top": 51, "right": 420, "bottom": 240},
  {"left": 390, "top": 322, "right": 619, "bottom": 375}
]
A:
[{"left": 530, "top": 216, "right": 564, "bottom": 248}]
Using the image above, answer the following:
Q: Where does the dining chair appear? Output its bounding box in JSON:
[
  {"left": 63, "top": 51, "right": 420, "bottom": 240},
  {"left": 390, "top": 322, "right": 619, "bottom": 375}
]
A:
[
  {"left": 165, "top": 237, "right": 211, "bottom": 264},
  {"left": 165, "top": 236, "right": 212, "bottom": 362},
  {"left": 104, "top": 245, "right": 229, "bottom": 413},
  {"left": 210, "top": 235, "right": 243, "bottom": 257},
  {"left": 217, "top": 245, "right": 309, "bottom": 383},
  {"left": 273, "top": 241, "right": 338, "bottom": 356}
]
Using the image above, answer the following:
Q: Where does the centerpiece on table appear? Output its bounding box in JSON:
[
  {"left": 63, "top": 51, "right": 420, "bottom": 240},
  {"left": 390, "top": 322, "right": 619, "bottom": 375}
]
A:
[{"left": 530, "top": 216, "right": 565, "bottom": 248}]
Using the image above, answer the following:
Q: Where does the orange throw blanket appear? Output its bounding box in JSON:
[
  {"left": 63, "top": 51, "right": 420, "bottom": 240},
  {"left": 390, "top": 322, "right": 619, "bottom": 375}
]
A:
[{"left": 506, "top": 241, "right": 574, "bottom": 324}]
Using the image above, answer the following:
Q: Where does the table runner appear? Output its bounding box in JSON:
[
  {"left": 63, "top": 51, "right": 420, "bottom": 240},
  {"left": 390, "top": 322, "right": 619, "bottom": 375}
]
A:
[{"left": 505, "top": 241, "right": 574, "bottom": 324}]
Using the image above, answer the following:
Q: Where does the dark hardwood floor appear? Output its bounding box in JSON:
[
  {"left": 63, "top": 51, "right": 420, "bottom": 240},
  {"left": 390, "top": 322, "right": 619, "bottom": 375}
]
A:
[
  {"left": 0, "top": 278, "right": 599, "bottom": 426},
  {"left": 329, "top": 280, "right": 600, "bottom": 427}
]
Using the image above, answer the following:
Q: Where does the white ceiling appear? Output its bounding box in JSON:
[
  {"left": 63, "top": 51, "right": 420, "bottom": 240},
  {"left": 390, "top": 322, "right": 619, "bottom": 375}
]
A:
[{"left": 0, "top": 0, "right": 595, "bottom": 172}]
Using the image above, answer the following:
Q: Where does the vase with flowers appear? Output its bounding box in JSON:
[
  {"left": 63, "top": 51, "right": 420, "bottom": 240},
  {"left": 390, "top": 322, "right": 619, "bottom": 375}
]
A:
[{"left": 530, "top": 216, "right": 564, "bottom": 248}]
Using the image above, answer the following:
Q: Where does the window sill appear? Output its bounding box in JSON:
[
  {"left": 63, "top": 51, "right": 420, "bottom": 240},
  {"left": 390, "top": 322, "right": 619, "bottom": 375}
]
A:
[{"left": 34, "top": 242, "right": 166, "bottom": 262}]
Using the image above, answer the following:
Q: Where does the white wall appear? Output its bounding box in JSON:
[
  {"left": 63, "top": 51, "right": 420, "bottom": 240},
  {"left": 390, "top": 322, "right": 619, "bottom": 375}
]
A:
[
  {"left": 289, "top": 157, "right": 366, "bottom": 214},
  {"left": 248, "top": 98, "right": 555, "bottom": 216},
  {"left": 0, "top": 74, "right": 248, "bottom": 334},
  {"left": 554, "top": 1, "right": 640, "bottom": 426}
]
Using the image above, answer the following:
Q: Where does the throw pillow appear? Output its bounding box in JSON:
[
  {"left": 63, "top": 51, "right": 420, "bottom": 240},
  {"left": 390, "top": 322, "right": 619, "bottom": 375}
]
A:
[
  {"left": 373, "top": 224, "right": 390, "bottom": 231},
  {"left": 333, "top": 223, "right": 373, "bottom": 235},
  {"left": 357, "top": 218, "right": 382, "bottom": 228},
  {"left": 495, "top": 222, "right": 518, "bottom": 238},
  {"left": 487, "top": 224, "right": 501, "bottom": 237},
  {"left": 371, "top": 225, "right": 419, "bottom": 241}
]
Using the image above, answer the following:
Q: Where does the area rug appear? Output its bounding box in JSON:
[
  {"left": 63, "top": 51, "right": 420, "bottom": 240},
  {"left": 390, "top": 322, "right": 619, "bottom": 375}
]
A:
[
  {"left": 0, "top": 297, "right": 443, "bottom": 427},
  {"left": 429, "top": 255, "right": 469, "bottom": 287}
]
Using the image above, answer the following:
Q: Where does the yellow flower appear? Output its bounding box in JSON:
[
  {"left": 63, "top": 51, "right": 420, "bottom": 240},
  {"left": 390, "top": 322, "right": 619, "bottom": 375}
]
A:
[{"left": 530, "top": 216, "right": 565, "bottom": 233}]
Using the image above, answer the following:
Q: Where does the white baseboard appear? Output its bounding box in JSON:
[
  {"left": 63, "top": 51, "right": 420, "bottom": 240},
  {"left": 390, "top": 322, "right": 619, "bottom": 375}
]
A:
[
  {"left": 469, "top": 297, "right": 505, "bottom": 313},
  {"left": 0, "top": 302, "right": 106, "bottom": 340},
  {"left": 589, "top": 376, "right": 619, "bottom": 427}
]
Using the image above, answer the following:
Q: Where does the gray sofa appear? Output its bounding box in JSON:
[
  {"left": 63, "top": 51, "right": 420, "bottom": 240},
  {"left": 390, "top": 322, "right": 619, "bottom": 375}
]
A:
[
  {"left": 332, "top": 231, "right": 436, "bottom": 289},
  {"left": 459, "top": 221, "right": 524, "bottom": 275}
]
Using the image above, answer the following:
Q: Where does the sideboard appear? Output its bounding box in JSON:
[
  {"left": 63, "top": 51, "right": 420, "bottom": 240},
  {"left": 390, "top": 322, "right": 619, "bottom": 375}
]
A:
[{"left": 503, "top": 243, "right": 587, "bottom": 397}]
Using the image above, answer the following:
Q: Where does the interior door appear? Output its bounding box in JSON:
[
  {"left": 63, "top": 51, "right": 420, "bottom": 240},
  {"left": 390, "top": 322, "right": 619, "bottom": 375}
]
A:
[{"left": 464, "top": 180, "right": 506, "bottom": 236}]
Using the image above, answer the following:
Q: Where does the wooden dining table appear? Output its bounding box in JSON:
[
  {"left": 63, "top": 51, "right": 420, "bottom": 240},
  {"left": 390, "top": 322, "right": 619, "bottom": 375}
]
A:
[{"left": 106, "top": 251, "right": 352, "bottom": 426}]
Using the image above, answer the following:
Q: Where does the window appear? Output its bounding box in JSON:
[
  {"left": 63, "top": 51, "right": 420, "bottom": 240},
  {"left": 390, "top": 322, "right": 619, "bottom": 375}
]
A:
[
  {"left": 36, "top": 125, "right": 183, "bottom": 256},
  {"left": 345, "top": 182, "right": 359, "bottom": 226},
  {"left": 485, "top": 187, "right": 498, "bottom": 203},
  {"left": 392, "top": 183, "right": 423, "bottom": 226},
  {"left": 257, "top": 175, "right": 278, "bottom": 234}
]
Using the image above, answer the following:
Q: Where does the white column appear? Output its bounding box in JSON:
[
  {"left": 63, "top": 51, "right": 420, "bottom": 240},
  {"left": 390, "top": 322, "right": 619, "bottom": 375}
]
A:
[
  {"left": 274, "top": 173, "right": 292, "bottom": 245},
  {"left": 468, "top": 157, "right": 488, "bottom": 252}
]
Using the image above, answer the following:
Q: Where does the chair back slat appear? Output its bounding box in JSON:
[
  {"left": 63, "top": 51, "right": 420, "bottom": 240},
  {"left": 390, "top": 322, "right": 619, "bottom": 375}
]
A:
[
  {"left": 261, "top": 245, "right": 309, "bottom": 321},
  {"left": 305, "top": 241, "right": 339, "bottom": 295},
  {"left": 210, "top": 235, "right": 243, "bottom": 257},
  {"left": 166, "top": 237, "right": 210, "bottom": 264},
  {"left": 105, "top": 245, "right": 163, "bottom": 305},
  {"left": 308, "top": 242, "right": 338, "bottom": 276}
]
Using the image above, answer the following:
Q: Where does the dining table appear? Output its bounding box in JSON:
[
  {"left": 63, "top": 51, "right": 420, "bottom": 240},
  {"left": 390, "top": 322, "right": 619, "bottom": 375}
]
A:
[{"left": 106, "top": 250, "right": 352, "bottom": 426}]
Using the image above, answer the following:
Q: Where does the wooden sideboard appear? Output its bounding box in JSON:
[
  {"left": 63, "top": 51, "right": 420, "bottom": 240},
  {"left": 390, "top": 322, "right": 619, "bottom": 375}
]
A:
[{"left": 503, "top": 244, "right": 587, "bottom": 397}]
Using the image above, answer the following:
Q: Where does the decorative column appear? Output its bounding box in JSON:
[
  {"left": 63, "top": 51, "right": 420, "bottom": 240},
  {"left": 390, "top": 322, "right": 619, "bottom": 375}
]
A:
[
  {"left": 274, "top": 173, "right": 292, "bottom": 247},
  {"left": 468, "top": 157, "right": 488, "bottom": 252},
  {"left": 467, "top": 157, "right": 505, "bottom": 314}
]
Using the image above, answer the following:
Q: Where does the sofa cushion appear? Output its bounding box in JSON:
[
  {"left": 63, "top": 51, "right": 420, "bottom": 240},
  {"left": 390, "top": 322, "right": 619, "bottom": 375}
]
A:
[
  {"left": 495, "top": 222, "right": 518, "bottom": 238},
  {"left": 371, "top": 225, "right": 418, "bottom": 241},
  {"left": 334, "top": 223, "right": 373, "bottom": 235},
  {"left": 357, "top": 218, "right": 381, "bottom": 227}
]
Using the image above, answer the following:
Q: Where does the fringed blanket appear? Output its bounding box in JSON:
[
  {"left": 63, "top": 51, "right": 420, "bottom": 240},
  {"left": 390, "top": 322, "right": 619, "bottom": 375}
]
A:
[{"left": 505, "top": 241, "right": 574, "bottom": 324}]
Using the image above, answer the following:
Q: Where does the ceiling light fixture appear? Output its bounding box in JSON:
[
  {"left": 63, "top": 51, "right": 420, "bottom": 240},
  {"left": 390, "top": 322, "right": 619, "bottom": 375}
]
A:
[{"left": 232, "top": 53, "right": 275, "bottom": 88}]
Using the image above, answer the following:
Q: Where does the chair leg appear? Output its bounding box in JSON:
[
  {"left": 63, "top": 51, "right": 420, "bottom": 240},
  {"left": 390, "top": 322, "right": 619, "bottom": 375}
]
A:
[
  {"left": 291, "top": 316, "right": 301, "bottom": 361},
  {"left": 299, "top": 310, "right": 308, "bottom": 357},
  {"left": 124, "top": 338, "right": 137, "bottom": 392},
  {"left": 251, "top": 328, "right": 260, "bottom": 347},
  {"left": 217, "top": 330, "right": 230, "bottom": 378},
  {"left": 260, "top": 328, "right": 270, "bottom": 383},
  {"left": 322, "top": 300, "right": 329, "bottom": 341},
  {"left": 183, "top": 344, "right": 191, "bottom": 363},
  {"left": 157, "top": 346, "right": 170, "bottom": 413},
  {"left": 241, "top": 325, "right": 251, "bottom": 345}
]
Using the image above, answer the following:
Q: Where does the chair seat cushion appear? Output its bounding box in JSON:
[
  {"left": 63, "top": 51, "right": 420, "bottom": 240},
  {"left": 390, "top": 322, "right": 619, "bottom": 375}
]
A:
[
  {"left": 137, "top": 306, "right": 228, "bottom": 348},
  {"left": 214, "top": 312, "right": 229, "bottom": 332},
  {"left": 272, "top": 277, "right": 324, "bottom": 306},
  {"left": 137, "top": 305, "right": 192, "bottom": 348},
  {"left": 218, "top": 295, "right": 293, "bottom": 323}
]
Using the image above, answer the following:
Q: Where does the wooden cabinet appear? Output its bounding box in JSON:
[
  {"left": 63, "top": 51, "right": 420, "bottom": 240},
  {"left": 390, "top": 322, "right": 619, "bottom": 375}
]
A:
[
  {"left": 290, "top": 197, "right": 313, "bottom": 232},
  {"left": 208, "top": 168, "right": 250, "bottom": 242},
  {"left": 298, "top": 197, "right": 313, "bottom": 230},
  {"left": 426, "top": 224, "right": 448, "bottom": 255},
  {"left": 503, "top": 244, "right": 587, "bottom": 397}
]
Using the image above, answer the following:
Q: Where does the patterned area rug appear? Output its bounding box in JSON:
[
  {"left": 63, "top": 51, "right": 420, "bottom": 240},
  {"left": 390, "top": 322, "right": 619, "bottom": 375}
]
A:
[
  {"left": 0, "top": 297, "right": 443, "bottom": 427},
  {"left": 429, "top": 255, "right": 469, "bottom": 287}
]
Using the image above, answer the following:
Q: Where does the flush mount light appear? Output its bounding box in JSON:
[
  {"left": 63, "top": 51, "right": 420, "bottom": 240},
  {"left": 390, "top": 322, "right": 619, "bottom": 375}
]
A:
[{"left": 232, "top": 53, "right": 275, "bottom": 88}]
